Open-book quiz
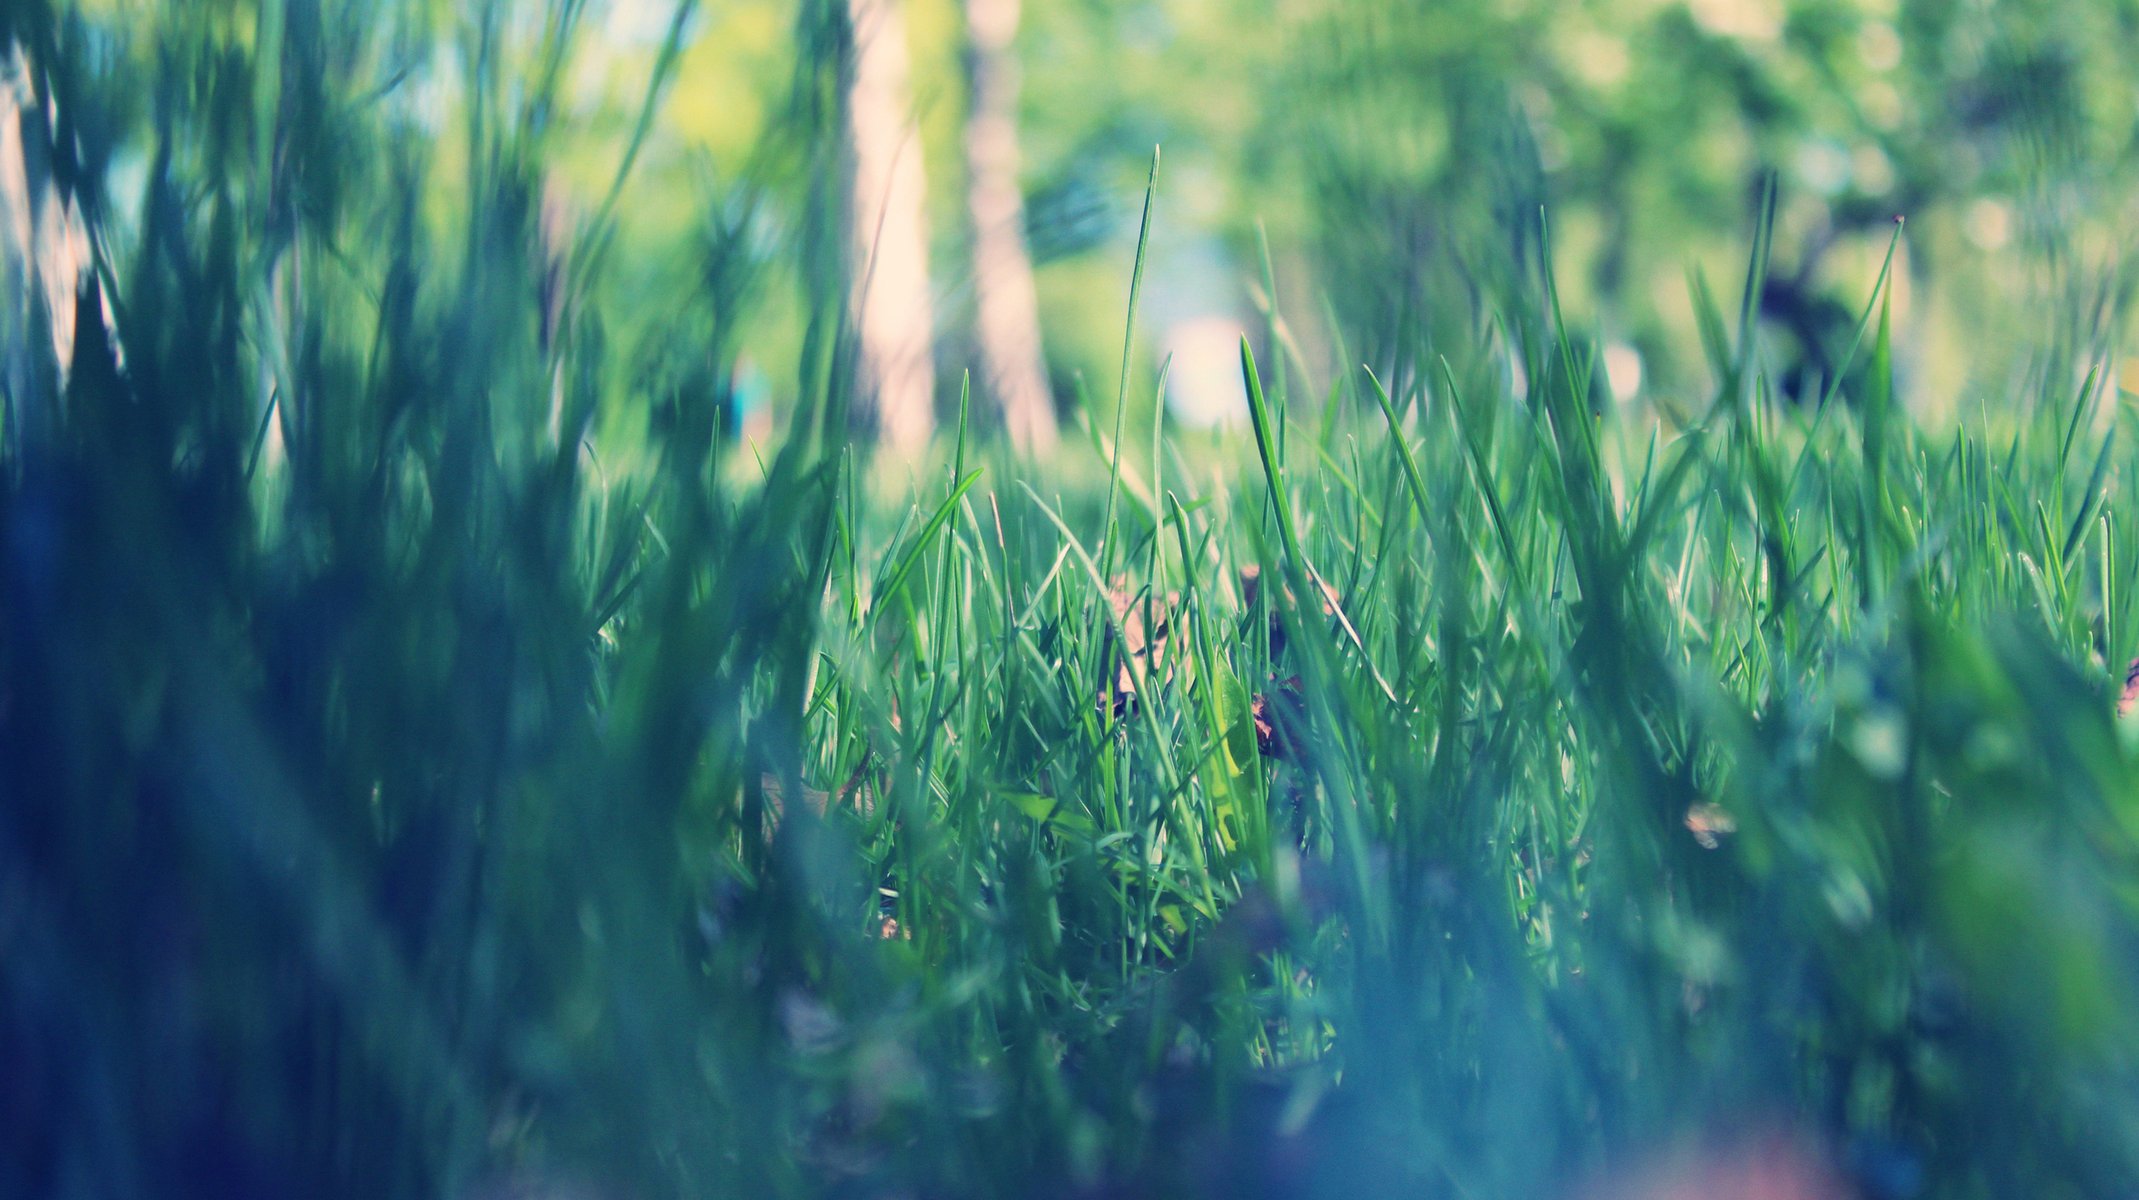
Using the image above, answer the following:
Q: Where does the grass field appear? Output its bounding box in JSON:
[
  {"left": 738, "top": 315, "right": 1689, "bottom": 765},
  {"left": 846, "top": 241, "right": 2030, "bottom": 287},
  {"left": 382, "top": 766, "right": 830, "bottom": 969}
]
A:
[{"left": 10, "top": 7, "right": 2139, "bottom": 1199}]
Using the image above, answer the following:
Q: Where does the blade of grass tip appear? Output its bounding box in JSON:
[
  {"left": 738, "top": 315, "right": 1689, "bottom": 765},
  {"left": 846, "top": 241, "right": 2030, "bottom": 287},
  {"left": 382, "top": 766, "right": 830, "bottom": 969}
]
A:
[
  {"left": 2063, "top": 424, "right": 2115, "bottom": 568},
  {"left": 2102, "top": 510, "right": 2121, "bottom": 660},
  {"left": 1147, "top": 355, "right": 1173, "bottom": 642},
  {"left": 1164, "top": 488, "right": 1216, "bottom": 721},
  {"left": 985, "top": 489, "right": 1018, "bottom": 688},
  {"left": 836, "top": 445, "right": 864, "bottom": 623},
  {"left": 1367, "top": 364, "right": 1431, "bottom": 529},
  {"left": 1439, "top": 359, "right": 1532, "bottom": 599},
  {"left": 1630, "top": 422, "right": 1661, "bottom": 517},
  {"left": 1817, "top": 216, "right": 1905, "bottom": 414},
  {"left": 1256, "top": 220, "right": 1287, "bottom": 466},
  {"left": 1734, "top": 176, "right": 1779, "bottom": 383},
  {"left": 928, "top": 373, "right": 974, "bottom": 681},
  {"left": 1688, "top": 267, "right": 1734, "bottom": 388},
  {"left": 1100, "top": 146, "right": 1160, "bottom": 581},
  {"left": 874, "top": 470, "right": 986, "bottom": 625},
  {"left": 2035, "top": 500, "right": 2065, "bottom": 587},
  {"left": 244, "top": 384, "right": 281, "bottom": 481},
  {"left": 1322, "top": 292, "right": 1356, "bottom": 409},
  {"left": 946, "top": 372, "right": 973, "bottom": 540},
  {"left": 2057, "top": 361, "right": 2104, "bottom": 484},
  {"left": 1241, "top": 337, "right": 1306, "bottom": 578},
  {"left": 1537, "top": 209, "right": 1605, "bottom": 479},
  {"left": 1861, "top": 287, "right": 1894, "bottom": 608}
]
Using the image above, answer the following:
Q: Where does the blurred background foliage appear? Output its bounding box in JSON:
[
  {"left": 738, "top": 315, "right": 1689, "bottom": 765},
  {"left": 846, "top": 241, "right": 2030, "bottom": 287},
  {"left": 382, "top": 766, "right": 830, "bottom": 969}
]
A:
[
  {"left": 646, "top": 0, "right": 2139, "bottom": 436},
  {"left": 45, "top": 0, "right": 2139, "bottom": 446},
  {"left": 11, "top": 1, "right": 2139, "bottom": 1199}
]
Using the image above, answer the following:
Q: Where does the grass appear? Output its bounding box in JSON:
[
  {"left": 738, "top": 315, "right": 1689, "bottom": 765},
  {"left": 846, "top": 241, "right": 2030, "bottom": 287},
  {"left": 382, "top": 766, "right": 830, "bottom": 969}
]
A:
[{"left": 9, "top": 5, "right": 2139, "bottom": 1199}]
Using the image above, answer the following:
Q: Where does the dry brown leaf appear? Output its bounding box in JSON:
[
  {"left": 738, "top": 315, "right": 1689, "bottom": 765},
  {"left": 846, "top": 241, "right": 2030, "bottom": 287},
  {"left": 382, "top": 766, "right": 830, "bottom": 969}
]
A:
[
  {"left": 758, "top": 761, "right": 876, "bottom": 832},
  {"left": 1684, "top": 803, "right": 1736, "bottom": 850},
  {"left": 1103, "top": 575, "right": 1180, "bottom": 713},
  {"left": 1239, "top": 565, "right": 1342, "bottom": 662},
  {"left": 1253, "top": 675, "right": 1309, "bottom": 762}
]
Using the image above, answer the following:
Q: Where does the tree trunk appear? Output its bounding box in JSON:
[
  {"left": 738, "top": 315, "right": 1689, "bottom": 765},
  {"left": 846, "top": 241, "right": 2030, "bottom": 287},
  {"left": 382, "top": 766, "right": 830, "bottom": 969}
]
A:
[
  {"left": 960, "top": 0, "right": 1056, "bottom": 456},
  {"left": 0, "top": 42, "right": 90, "bottom": 448},
  {"left": 843, "top": 0, "right": 936, "bottom": 454}
]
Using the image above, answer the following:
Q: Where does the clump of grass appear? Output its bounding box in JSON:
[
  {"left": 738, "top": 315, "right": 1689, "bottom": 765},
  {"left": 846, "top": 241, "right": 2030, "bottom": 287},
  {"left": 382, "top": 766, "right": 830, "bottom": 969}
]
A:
[{"left": 8, "top": 6, "right": 2139, "bottom": 1200}]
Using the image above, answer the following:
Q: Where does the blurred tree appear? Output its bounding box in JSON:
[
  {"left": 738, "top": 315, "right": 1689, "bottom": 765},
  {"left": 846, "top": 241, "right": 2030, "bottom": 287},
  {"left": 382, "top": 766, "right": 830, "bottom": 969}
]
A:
[
  {"left": 843, "top": 0, "right": 937, "bottom": 453},
  {"left": 0, "top": 38, "right": 90, "bottom": 454},
  {"left": 1243, "top": 0, "right": 2139, "bottom": 415},
  {"left": 960, "top": 0, "right": 1056, "bottom": 455}
]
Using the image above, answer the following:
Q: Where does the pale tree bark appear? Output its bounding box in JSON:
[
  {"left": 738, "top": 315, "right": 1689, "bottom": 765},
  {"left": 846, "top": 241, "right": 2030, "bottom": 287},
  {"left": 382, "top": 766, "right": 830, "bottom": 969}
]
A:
[
  {"left": 0, "top": 41, "right": 90, "bottom": 447},
  {"left": 844, "top": 0, "right": 936, "bottom": 455},
  {"left": 960, "top": 0, "right": 1055, "bottom": 456}
]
